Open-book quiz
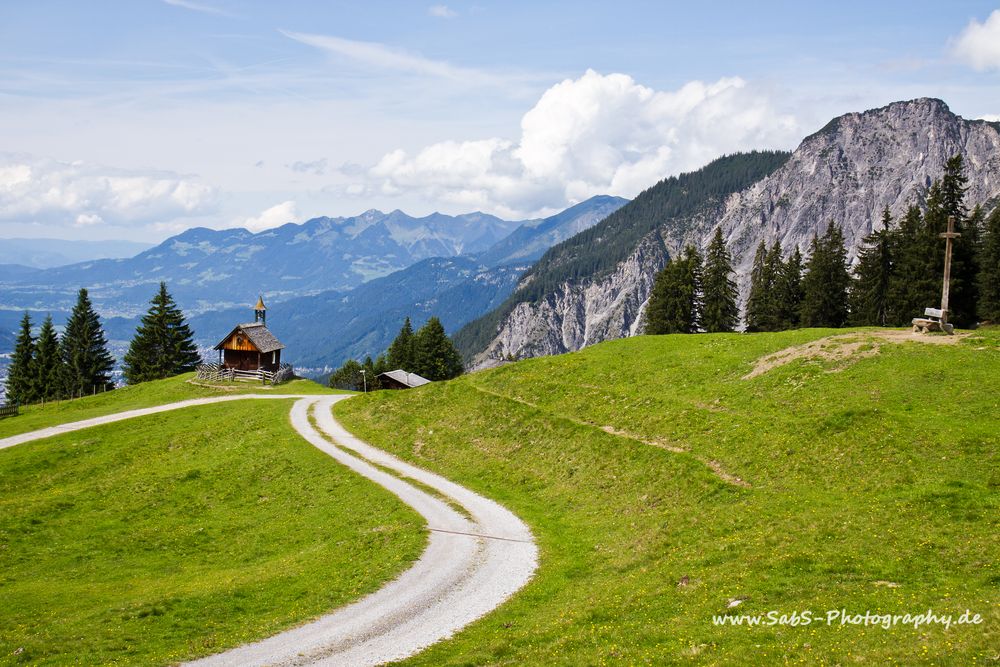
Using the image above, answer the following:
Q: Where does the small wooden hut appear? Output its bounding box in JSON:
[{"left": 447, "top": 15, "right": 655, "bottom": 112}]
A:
[
  {"left": 213, "top": 296, "right": 285, "bottom": 372},
  {"left": 377, "top": 369, "right": 431, "bottom": 390}
]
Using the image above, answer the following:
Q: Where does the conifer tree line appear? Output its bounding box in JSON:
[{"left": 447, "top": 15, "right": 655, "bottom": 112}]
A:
[
  {"left": 5, "top": 282, "right": 200, "bottom": 406},
  {"left": 6, "top": 288, "right": 115, "bottom": 405},
  {"left": 645, "top": 228, "right": 740, "bottom": 334},
  {"left": 329, "top": 316, "right": 464, "bottom": 391},
  {"left": 645, "top": 154, "right": 999, "bottom": 335}
]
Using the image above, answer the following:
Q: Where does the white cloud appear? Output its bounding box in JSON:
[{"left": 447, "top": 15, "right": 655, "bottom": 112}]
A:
[
  {"left": 0, "top": 153, "right": 218, "bottom": 227},
  {"left": 952, "top": 10, "right": 1000, "bottom": 71},
  {"left": 361, "top": 70, "right": 800, "bottom": 217},
  {"left": 74, "top": 213, "right": 103, "bottom": 227},
  {"left": 280, "top": 30, "right": 501, "bottom": 84},
  {"left": 978, "top": 114, "right": 1000, "bottom": 122},
  {"left": 240, "top": 200, "right": 298, "bottom": 233},
  {"left": 428, "top": 5, "right": 457, "bottom": 18}
]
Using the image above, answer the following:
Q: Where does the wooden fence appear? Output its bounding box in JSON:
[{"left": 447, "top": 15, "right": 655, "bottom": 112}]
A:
[
  {"left": 196, "top": 363, "right": 294, "bottom": 385},
  {"left": 0, "top": 402, "right": 18, "bottom": 419}
]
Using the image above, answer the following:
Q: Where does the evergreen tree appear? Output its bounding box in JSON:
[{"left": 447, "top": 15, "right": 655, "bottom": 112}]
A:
[
  {"left": 361, "top": 355, "right": 382, "bottom": 391},
  {"left": 386, "top": 317, "right": 415, "bottom": 370},
  {"left": 849, "top": 209, "right": 894, "bottom": 326},
  {"left": 775, "top": 246, "right": 804, "bottom": 329},
  {"left": 60, "top": 288, "right": 115, "bottom": 397},
  {"left": 645, "top": 246, "right": 701, "bottom": 334},
  {"left": 34, "top": 315, "right": 63, "bottom": 402},
  {"left": 745, "top": 240, "right": 769, "bottom": 332},
  {"left": 328, "top": 358, "right": 364, "bottom": 391},
  {"left": 745, "top": 239, "right": 784, "bottom": 331},
  {"left": 921, "top": 156, "right": 978, "bottom": 326},
  {"left": 701, "top": 228, "right": 739, "bottom": 333},
  {"left": 800, "top": 222, "right": 851, "bottom": 328},
  {"left": 411, "top": 317, "right": 464, "bottom": 381},
  {"left": 978, "top": 205, "right": 1000, "bottom": 322},
  {"left": 7, "top": 312, "right": 37, "bottom": 405},
  {"left": 887, "top": 205, "right": 932, "bottom": 325},
  {"left": 123, "top": 282, "right": 200, "bottom": 384}
]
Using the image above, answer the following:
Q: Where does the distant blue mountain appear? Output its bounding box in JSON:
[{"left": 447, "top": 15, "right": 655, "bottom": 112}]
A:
[
  {"left": 475, "top": 195, "right": 628, "bottom": 266},
  {"left": 0, "top": 196, "right": 627, "bottom": 366},
  {"left": 0, "top": 209, "right": 523, "bottom": 319},
  {"left": 187, "top": 195, "right": 628, "bottom": 372},
  {"left": 0, "top": 238, "right": 153, "bottom": 269}
]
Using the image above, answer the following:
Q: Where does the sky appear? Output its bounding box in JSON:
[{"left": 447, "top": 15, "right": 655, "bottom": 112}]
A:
[{"left": 1, "top": 1, "right": 1000, "bottom": 242}]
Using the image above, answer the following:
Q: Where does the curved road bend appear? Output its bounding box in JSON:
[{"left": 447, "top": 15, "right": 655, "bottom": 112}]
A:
[{"left": 0, "top": 394, "right": 538, "bottom": 667}]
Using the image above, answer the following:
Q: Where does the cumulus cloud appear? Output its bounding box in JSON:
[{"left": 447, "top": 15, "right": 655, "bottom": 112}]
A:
[
  {"left": 952, "top": 10, "right": 1000, "bottom": 71},
  {"left": 978, "top": 114, "right": 1000, "bottom": 122},
  {"left": 362, "top": 70, "right": 800, "bottom": 217},
  {"left": 240, "top": 201, "right": 298, "bottom": 233},
  {"left": 428, "top": 5, "right": 457, "bottom": 18},
  {"left": 0, "top": 153, "right": 218, "bottom": 227}
]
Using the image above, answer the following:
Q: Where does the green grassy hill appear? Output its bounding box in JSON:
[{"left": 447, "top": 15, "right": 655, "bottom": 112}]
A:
[
  {"left": 335, "top": 328, "right": 999, "bottom": 664},
  {"left": 0, "top": 377, "right": 424, "bottom": 665}
]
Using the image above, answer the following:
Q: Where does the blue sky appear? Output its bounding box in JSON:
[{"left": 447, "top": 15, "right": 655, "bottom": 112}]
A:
[{"left": 1, "top": 1, "right": 999, "bottom": 241}]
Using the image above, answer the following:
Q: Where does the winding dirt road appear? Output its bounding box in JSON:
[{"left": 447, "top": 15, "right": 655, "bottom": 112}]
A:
[{"left": 0, "top": 394, "right": 538, "bottom": 666}]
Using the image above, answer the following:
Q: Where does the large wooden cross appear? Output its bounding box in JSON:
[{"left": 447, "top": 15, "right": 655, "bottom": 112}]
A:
[{"left": 939, "top": 215, "right": 961, "bottom": 325}]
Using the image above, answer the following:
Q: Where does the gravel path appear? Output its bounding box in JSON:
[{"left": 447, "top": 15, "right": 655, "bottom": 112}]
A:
[{"left": 0, "top": 394, "right": 538, "bottom": 666}]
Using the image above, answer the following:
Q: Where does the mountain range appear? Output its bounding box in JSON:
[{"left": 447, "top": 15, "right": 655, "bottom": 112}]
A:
[
  {"left": 0, "top": 196, "right": 628, "bottom": 371},
  {"left": 0, "top": 209, "right": 526, "bottom": 321},
  {"left": 0, "top": 238, "right": 154, "bottom": 270},
  {"left": 458, "top": 98, "right": 1000, "bottom": 369},
  {"left": 4, "top": 98, "right": 998, "bottom": 376},
  {"left": 187, "top": 196, "right": 628, "bottom": 371}
]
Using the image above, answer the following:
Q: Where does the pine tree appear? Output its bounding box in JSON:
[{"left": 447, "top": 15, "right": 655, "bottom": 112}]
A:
[
  {"left": 411, "top": 317, "right": 463, "bottom": 381},
  {"left": 849, "top": 209, "right": 894, "bottom": 326},
  {"left": 887, "top": 205, "right": 933, "bottom": 325},
  {"left": 386, "top": 317, "right": 415, "bottom": 370},
  {"left": 645, "top": 246, "right": 701, "bottom": 334},
  {"left": 800, "top": 222, "right": 851, "bottom": 328},
  {"left": 701, "top": 228, "right": 739, "bottom": 333},
  {"left": 7, "top": 312, "right": 37, "bottom": 405},
  {"left": 776, "top": 246, "right": 804, "bottom": 329},
  {"left": 60, "top": 288, "right": 115, "bottom": 397},
  {"left": 745, "top": 240, "right": 784, "bottom": 331},
  {"left": 922, "top": 156, "right": 978, "bottom": 326},
  {"left": 123, "top": 282, "right": 200, "bottom": 384},
  {"left": 34, "top": 315, "right": 63, "bottom": 402},
  {"left": 361, "top": 355, "right": 381, "bottom": 391},
  {"left": 978, "top": 205, "right": 1000, "bottom": 322},
  {"left": 762, "top": 240, "right": 785, "bottom": 330},
  {"left": 745, "top": 240, "right": 770, "bottom": 332},
  {"left": 682, "top": 245, "right": 704, "bottom": 332}
]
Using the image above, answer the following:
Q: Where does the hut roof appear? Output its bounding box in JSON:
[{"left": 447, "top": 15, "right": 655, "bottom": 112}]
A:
[
  {"left": 377, "top": 369, "right": 431, "bottom": 388},
  {"left": 213, "top": 322, "right": 285, "bottom": 353}
]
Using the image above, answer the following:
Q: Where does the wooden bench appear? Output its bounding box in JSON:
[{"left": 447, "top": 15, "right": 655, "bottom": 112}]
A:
[{"left": 912, "top": 307, "right": 954, "bottom": 334}]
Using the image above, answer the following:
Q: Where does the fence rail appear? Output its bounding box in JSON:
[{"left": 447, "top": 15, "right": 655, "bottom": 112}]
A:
[
  {"left": 196, "top": 363, "right": 294, "bottom": 385},
  {"left": 0, "top": 402, "right": 19, "bottom": 419}
]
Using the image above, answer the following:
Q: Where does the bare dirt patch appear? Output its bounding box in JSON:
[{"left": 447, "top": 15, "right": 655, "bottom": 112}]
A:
[
  {"left": 600, "top": 424, "right": 687, "bottom": 453},
  {"left": 743, "top": 330, "right": 968, "bottom": 380},
  {"left": 704, "top": 459, "right": 752, "bottom": 488}
]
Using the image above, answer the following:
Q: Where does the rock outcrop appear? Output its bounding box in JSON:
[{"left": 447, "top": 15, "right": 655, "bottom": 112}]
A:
[{"left": 470, "top": 98, "right": 1000, "bottom": 369}]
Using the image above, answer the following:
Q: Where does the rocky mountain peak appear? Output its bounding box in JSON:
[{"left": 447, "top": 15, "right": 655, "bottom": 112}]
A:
[{"left": 465, "top": 98, "right": 1000, "bottom": 370}]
